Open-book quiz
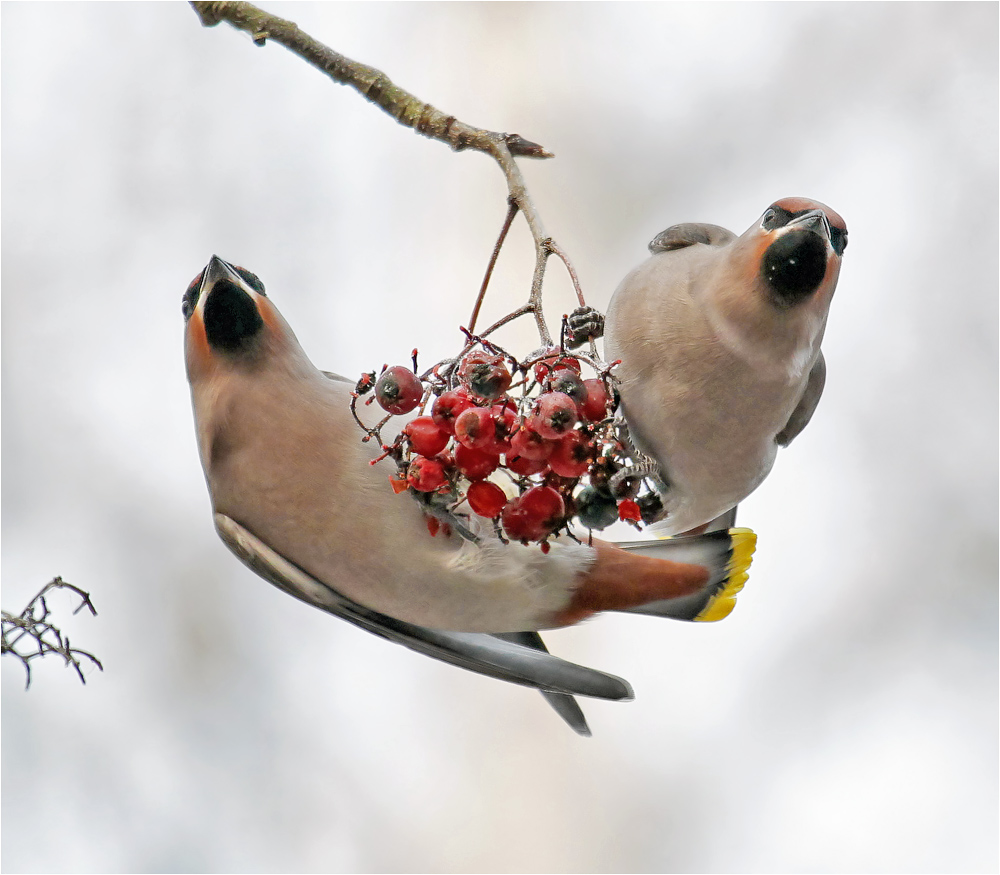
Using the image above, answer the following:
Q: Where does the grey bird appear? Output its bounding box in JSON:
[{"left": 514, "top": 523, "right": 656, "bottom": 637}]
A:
[{"left": 604, "top": 197, "right": 847, "bottom": 535}]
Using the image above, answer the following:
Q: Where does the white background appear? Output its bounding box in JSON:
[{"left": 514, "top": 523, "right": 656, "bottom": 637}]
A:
[{"left": 3, "top": 3, "right": 996, "bottom": 872}]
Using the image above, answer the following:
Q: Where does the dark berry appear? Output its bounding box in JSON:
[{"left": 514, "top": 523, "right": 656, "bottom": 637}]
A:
[
  {"left": 575, "top": 486, "right": 619, "bottom": 530},
  {"left": 458, "top": 351, "right": 512, "bottom": 401},
  {"left": 637, "top": 492, "right": 665, "bottom": 524},
  {"left": 545, "top": 370, "right": 587, "bottom": 407}
]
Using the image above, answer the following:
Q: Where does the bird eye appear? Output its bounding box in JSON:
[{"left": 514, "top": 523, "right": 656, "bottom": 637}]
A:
[
  {"left": 182, "top": 269, "right": 205, "bottom": 321},
  {"left": 830, "top": 226, "right": 848, "bottom": 256},
  {"left": 761, "top": 208, "right": 777, "bottom": 230},
  {"left": 233, "top": 266, "right": 267, "bottom": 297}
]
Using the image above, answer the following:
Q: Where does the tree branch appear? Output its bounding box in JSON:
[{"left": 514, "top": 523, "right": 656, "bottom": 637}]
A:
[{"left": 189, "top": 0, "right": 593, "bottom": 352}]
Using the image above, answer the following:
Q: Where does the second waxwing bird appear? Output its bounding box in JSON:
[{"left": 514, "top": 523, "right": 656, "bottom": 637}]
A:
[
  {"left": 183, "top": 256, "right": 755, "bottom": 733},
  {"left": 604, "top": 198, "right": 847, "bottom": 536}
]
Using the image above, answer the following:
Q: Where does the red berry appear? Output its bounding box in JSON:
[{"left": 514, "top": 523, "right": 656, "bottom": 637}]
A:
[
  {"left": 549, "top": 431, "right": 593, "bottom": 478},
  {"left": 375, "top": 366, "right": 423, "bottom": 415},
  {"left": 505, "top": 453, "right": 549, "bottom": 476},
  {"left": 580, "top": 378, "right": 611, "bottom": 422},
  {"left": 431, "top": 389, "right": 473, "bottom": 434},
  {"left": 454, "top": 406, "right": 496, "bottom": 450},
  {"left": 407, "top": 456, "right": 447, "bottom": 492},
  {"left": 510, "top": 425, "right": 555, "bottom": 461},
  {"left": 458, "top": 351, "right": 512, "bottom": 401},
  {"left": 545, "top": 369, "right": 587, "bottom": 407},
  {"left": 529, "top": 392, "right": 579, "bottom": 440},
  {"left": 485, "top": 402, "right": 518, "bottom": 453},
  {"left": 454, "top": 444, "right": 500, "bottom": 480},
  {"left": 404, "top": 416, "right": 449, "bottom": 457},
  {"left": 501, "top": 485, "right": 565, "bottom": 542},
  {"left": 532, "top": 350, "right": 581, "bottom": 382},
  {"left": 618, "top": 498, "right": 642, "bottom": 522},
  {"left": 467, "top": 480, "right": 508, "bottom": 517}
]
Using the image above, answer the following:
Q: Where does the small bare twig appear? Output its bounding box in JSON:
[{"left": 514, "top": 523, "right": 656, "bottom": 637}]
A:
[
  {"left": 189, "top": 1, "right": 597, "bottom": 355},
  {"left": 468, "top": 199, "right": 520, "bottom": 337},
  {"left": 2, "top": 578, "right": 103, "bottom": 690}
]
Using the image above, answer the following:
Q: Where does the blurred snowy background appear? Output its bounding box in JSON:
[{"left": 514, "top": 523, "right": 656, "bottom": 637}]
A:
[{"left": 3, "top": 3, "right": 996, "bottom": 872}]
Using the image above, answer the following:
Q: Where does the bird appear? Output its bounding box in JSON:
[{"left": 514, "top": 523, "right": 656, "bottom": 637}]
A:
[
  {"left": 183, "top": 256, "right": 755, "bottom": 733},
  {"left": 604, "top": 197, "right": 847, "bottom": 536}
]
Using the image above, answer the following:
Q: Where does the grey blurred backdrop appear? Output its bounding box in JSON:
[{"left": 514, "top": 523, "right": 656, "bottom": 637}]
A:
[{"left": 3, "top": 3, "right": 997, "bottom": 873}]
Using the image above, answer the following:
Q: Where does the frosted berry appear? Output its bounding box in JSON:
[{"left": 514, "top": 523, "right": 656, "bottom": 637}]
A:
[
  {"left": 431, "top": 388, "right": 473, "bottom": 434},
  {"left": 533, "top": 351, "right": 581, "bottom": 382},
  {"left": 510, "top": 426, "right": 555, "bottom": 461},
  {"left": 467, "top": 480, "right": 508, "bottom": 518},
  {"left": 454, "top": 406, "right": 496, "bottom": 450},
  {"left": 501, "top": 485, "right": 565, "bottom": 542},
  {"left": 529, "top": 392, "right": 579, "bottom": 440},
  {"left": 375, "top": 366, "right": 423, "bottom": 415},
  {"left": 407, "top": 456, "right": 447, "bottom": 492},
  {"left": 454, "top": 444, "right": 501, "bottom": 480},
  {"left": 549, "top": 431, "right": 592, "bottom": 479},
  {"left": 575, "top": 486, "right": 619, "bottom": 530},
  {"left": 545, "top": 369, "right": 587, "bottom": 407},
  {"left": 580, "top": 379, "right": 611, "bottom": 422},
  {"left": 404, "top": 416, "right": 449, "bottom": 457},
  {"left": 485, "top": 402, "right": 518, "bottom": 453},
  {"left": 458, "top": 351, "right": 512, "bottom": 401}
]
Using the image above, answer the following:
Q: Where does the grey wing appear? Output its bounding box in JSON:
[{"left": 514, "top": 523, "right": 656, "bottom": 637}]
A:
[
  {"left": 214, "top": 513, "right": 634, "bottom": 703},
  {"left": 776, "top": 352, "right": 827, "bottom": 447},
  {"left": 649, "top": 223, "right": 736, "bottom": 253}
]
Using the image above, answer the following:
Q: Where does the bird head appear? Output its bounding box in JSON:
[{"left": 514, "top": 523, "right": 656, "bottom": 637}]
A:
[{"left": 183, "top": 256, "right": 300, "bottom": 383}]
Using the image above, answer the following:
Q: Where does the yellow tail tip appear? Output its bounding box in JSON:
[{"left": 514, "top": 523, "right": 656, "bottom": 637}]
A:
[{"left": 695, "top": 527, "right": 757, "bottom": 622}]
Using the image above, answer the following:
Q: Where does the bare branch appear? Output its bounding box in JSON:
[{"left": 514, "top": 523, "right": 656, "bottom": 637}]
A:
[
  {"left": 2, "top": 578, "right": 103, "bottom": 690},
  {"left": 188, "top": 1, "right": 598, "bottom": 353},
  {"left": 189, "top": 2, "right": 552, "bottom": 159}
]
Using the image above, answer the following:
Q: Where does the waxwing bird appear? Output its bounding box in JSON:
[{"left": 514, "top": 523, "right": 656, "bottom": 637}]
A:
[
  {"left": 604, "top": 198, "right": 847, "bottom": 536},
  {"left": 183, "top": 256, "right": 755, "bottom": 733}
]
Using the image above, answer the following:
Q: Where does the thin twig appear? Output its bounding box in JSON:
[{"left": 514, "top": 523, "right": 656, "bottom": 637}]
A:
[{"left": 468, "top": 199, "right": 519, "bottom": 336}]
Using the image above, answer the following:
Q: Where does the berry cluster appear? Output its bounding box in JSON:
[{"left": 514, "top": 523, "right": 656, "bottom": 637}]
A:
[{"left": 352, "top": 342, "right": 664, "bottom": 547}]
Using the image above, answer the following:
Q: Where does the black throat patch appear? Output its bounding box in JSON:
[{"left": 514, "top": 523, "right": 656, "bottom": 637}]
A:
[
  {"left": 761, "top": 230, "right": 828, "bottom": 309},
  {"left": 203, "top": 278, "right": 265, "bottom": 352}
]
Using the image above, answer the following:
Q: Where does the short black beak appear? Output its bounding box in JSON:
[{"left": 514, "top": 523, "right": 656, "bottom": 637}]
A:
[
  {"left": 788, "top": 209, "right": 831, "bottom": 241},
  {"left": 203, "top": 254, "right": 241, "bottom": 289}
]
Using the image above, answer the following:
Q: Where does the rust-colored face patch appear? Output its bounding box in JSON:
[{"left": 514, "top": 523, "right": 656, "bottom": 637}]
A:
[
  {"left": 184, "top": 307, "right": 216, "bottom": 380},
  {"left": 771, "top": 197, "right": 847, "bottom": 235}
]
